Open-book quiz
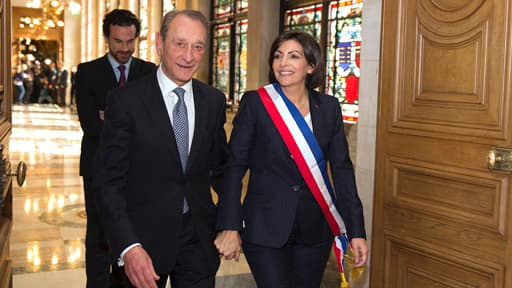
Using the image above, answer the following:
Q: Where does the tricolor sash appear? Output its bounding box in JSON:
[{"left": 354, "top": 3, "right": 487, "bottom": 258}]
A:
[{"left": 257, "top": 83, "right": 351, "bottom": 287}]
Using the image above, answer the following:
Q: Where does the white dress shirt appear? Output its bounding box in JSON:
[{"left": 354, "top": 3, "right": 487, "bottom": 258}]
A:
[{"left": 157, "top": 65, "right": 195, "bottom": 151}]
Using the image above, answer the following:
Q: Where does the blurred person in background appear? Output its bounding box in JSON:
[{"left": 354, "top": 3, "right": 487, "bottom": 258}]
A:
[{"left": 75, "top": 8, "right": 156, "bottom": 288}]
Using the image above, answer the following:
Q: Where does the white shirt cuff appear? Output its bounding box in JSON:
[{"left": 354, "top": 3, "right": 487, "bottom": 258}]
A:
[{"left": 117, "top": 243, "right": 141, "bottom": 267}]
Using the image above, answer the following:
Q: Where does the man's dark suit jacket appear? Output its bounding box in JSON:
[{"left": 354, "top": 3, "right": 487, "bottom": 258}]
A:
[
  {"left": 93, "top": 73, "right": 228, "bottom": 274},
  {"left": 57, "top": 68, "right": 68, "bottom": 88},
  {"left": 76, "top": 54, "right": 156, "bottom": 177},
  {"left": 216, "top": 89, "right": 366, "bottom": 247}
]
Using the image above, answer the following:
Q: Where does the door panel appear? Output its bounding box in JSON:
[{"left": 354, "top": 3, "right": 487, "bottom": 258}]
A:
[
  {"left": 372, "top": 0, "right": 512, "bottom": 287},
  {"left": 0, "top": 0, "right": 13, "bottom": 286},
  {"left": 388, "top": 242, "right": 500, "bottom": 288}
]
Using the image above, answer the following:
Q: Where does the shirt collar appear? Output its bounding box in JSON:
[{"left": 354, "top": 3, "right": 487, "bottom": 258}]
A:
[
  {"left": 156, "top": 65, "right": 192, "bottom": 97},
  {"left": 107, "top": 53, "right": 132, "bottom": 71}
]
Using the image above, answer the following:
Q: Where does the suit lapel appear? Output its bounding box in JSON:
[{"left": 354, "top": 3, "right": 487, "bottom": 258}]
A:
[
  {"left": 309, "top": 90, "right": 323, "bottom": 140},
  {"left": 100, "top": 55, "right": 118, "bottom": 87},
  {"left": 127, "top": 58, "right": 141, "bottom": 81},
  {"left": 186, "top": 80, "right": 208, "bottom": 172},
  {"left": 140, "top": 73, "right": 183, "bottom": 170}
]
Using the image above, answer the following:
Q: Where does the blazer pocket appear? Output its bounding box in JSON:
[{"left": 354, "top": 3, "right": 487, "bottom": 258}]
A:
[{"left": 244, "top": 192, "right": 272, "bottom": 209}]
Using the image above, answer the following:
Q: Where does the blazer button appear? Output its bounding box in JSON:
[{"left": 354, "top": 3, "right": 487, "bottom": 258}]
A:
[{"left": 291, "top": 185, "right": 301, "bottom": 191}]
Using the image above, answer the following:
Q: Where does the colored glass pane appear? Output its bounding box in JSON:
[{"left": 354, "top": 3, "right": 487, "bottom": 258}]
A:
[
  {"left": 237, "top": 0, "right": 248, "bottom": 13},
  {"left": 234, "top": 20, "right": 248, "bottom": 104},
  {"left": 283, "top": 4, "right": 323, "bottom": 41},
  {"left": 214, "top": 0, "right": 234, "bottom": 18},
  {"left": 326, "top": 0, "right": 363, "bottom": 123},
  {"left": 212, "top": 23, "right": 231, "bottom": 98}
]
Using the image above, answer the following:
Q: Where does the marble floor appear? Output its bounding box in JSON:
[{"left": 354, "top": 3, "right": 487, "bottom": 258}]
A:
[{"left": 9, "top": 104, "right": 359, "bottom": 288}]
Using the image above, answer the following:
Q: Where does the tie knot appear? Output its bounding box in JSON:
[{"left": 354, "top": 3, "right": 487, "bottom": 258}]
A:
[
  {"left": 118, "top": 64, "right": 126, "bottom": 72},
  {"left": 174, "top": 87, "right": 186, "bottom": 100}
]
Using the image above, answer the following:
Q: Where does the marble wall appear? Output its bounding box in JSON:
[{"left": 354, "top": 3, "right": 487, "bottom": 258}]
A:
[{"left": 354, "top": 0, "right": 382, "bottom": 286}]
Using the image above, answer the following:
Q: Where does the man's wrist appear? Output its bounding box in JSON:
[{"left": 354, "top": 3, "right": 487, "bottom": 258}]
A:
[{"left": 117, "top": 243, "right": 141, "bottom": 266}]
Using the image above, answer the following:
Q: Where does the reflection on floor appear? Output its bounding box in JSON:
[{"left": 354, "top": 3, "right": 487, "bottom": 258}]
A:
[{"left": 9, "top": 104, "right": 353, "bottom": 288}]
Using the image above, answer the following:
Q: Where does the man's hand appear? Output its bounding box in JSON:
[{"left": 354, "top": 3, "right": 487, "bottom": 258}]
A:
[
  {"left": 99, "top": 110, "right": 105, "bottom": 120},
  {"left": 350, "top": 238, "right": 369, "bottom": 268},
  {"left": 214, "top": 230, "right": 242, "bottom": 262},
  {"left": 123, "top": 246, "right": 160, "bottom": 288}
]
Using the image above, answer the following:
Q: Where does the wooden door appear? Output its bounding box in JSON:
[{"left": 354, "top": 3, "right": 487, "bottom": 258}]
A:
[
  {"left": 371, "top": 0, "right": 512, "bottom": 287},
  {"left": 0, "top": 0, "right": 13, "bottom": 286}
]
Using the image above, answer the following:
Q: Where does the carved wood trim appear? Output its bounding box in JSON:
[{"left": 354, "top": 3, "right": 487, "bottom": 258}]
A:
[
  {"left": 0, "top": 260, "right": 12, "bottom": 288},
  {"left": 386, "top": 156, "right": 508, "bottom": 236},
  {"left": 0, "top": 176, "right": 11, "bottom": 206}
]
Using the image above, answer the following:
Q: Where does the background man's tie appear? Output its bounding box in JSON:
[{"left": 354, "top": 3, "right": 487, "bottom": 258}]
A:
[
  {"left": 172, "top": 87, "right": 189, "bottom": 213},
  {"left": 118, "top": 64, "right": 127, "bottom": 87}
]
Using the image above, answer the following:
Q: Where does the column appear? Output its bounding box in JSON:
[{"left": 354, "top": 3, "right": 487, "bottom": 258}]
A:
[
  {"left": 355, "top": 0, "right": 382, "bottom": 287},
  {"left": 63, "top": 8, "right": 81, "bottom": 105},
  {"left": 246, "top": 0, "right": 279, "bottom": 90},
  {"left": 147, "top": 0, "right": 162, "bottom": 63}
]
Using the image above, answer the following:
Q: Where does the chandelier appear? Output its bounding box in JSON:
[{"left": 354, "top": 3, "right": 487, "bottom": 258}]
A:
[{"left": 19, "top": 0, "right": 81, "bottom": 30}]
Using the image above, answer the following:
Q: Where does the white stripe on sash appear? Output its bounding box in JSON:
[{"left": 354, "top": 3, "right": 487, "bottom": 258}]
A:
[{"left": 262, "top": 84, "right": 346, "bottom": 234}]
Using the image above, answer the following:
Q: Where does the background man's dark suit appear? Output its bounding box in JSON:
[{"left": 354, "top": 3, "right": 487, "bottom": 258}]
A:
[
  {"left": 56, "top": 65, "right": 68, "bottom": 106},
  {"left": 76, "top": 54, "right": 155, "bottom": 286},
  {"left": 77, "top": 55, "right": 156, "bottom": 178},
  {"left": 217, "top": 90, "right": 366, "bottom": 282},
  {"left": 94, "top": 73, "right": 228, "bottom": 278}
]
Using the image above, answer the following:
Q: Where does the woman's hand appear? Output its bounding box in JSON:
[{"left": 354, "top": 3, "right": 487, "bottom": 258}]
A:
[
  {"left": 350, "top": 238, "right": 369, "bottom": 268},
  {"left": 214, "top": 230, "right": 242, "bottom": 262}
]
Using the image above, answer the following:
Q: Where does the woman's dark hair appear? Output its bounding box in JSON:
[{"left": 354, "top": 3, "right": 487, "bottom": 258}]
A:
[
  {"left": 103, "top": 9, "right": 141, "bottom": 38},
  {"left": 268, "top": 31, "right": 324, "bottom": 89}
]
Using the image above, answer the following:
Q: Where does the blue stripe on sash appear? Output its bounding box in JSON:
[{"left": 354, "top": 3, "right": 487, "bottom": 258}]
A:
[{"left": 272, "top": 82, "right": 338, "bottom": 202}]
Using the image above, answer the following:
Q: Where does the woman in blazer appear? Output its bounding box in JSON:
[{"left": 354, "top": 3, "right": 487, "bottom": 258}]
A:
[{"left": 215, "top": 31, "right": 369, "bottom": 287}]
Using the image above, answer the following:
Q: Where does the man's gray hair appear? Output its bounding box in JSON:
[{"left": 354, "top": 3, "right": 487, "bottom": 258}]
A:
[{"left": 160, "top": 10, "right": 209, "bottom": 41}]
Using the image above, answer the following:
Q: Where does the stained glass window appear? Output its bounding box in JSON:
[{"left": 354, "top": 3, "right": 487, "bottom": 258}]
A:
[
  {"left": 281, "top": 0, "right": 363, "bottom": 124},
  {"left": 214, "top": 0, "right": 234, "bottom": 18},
  {"left": 211, "top": 0, "right": 248, "bottom": 106},
  {"left": 212, "top": 23, "right": 231, "bottom": 97},
  {"left": 326, "top": 0, "right": 362, "bottom": 123},
  {"left": 283, "top": 4, "right": 323, "bottom": 41},
  {"left": 162, "top": 0, "right": 176, "bottom": 15},
  {"left": 237, "top": 0, "right": 248, "bottom": 13},
  {"left": 234, "top": 20, "right": 248, "bottom": 103}
]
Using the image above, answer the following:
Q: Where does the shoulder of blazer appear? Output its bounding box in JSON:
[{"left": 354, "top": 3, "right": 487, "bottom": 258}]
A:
[
  {"left": 310, "top": 90, "right": 340, "bottom": 110},
  {"left": 192, "top": 78, "right": 225, "bottom": 102},
  {"left": 239, "top": 89, "right": 261, "bottom": 104},
  {"left": 82, "top": 54, "right": 110, "bottom": 68},
  {"left": 120, "top": 71, "right": 158, "bottom": 92},
  {"left": 130, "top": 57, "right": 157, "bottom": 72},
  {"left": 77, "top": 55, "right": 112, "bottom": 76},
  {"left": 107, "top": 74, "right": 156, "bottom": 108}
]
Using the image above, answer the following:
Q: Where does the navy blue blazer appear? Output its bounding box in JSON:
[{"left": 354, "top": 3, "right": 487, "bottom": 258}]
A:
[
  {"left": 94, "top": 72, "right": 228, "bottom": 274},
  {"left": 76, "top": 54, "right": 156, "bottom": 177},
  {"left": 216, "top": 89, "right": 366, "bottom": 248}
]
